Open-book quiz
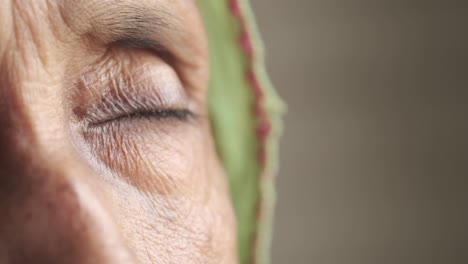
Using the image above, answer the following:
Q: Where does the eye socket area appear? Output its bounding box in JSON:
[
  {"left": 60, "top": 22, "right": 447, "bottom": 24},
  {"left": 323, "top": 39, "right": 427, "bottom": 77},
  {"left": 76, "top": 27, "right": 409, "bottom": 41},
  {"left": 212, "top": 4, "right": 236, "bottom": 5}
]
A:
[
  {"left": 67, "top": 48, "right": 205, "bottom": 186},
  {"left": 58, "top": 47, "right": 203, "bottom": 195},
  {"left": 70, "top": 48, "right": 201, "bottom": 130}
]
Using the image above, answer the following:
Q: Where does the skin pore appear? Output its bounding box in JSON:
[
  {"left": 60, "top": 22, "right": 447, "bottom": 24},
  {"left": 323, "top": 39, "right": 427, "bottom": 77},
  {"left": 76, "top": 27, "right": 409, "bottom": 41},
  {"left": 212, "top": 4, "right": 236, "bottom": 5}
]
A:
[{"left": 0, "top": 0, "right": 237, "bottom": 263}]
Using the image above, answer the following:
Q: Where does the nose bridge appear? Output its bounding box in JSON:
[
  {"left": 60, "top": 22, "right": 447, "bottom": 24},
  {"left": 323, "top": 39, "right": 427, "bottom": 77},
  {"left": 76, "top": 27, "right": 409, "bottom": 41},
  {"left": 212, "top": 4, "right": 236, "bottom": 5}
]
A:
[{"left": 0, "top": 104, "right": 136, "bottom": 264}]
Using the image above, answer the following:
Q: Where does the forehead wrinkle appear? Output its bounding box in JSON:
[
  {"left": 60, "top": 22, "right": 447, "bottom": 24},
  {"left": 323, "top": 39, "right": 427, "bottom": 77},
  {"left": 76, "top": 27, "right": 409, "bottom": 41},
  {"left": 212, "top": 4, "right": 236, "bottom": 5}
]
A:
[{"left": 60, "top": 0, "right": 181, "bottom": 46}]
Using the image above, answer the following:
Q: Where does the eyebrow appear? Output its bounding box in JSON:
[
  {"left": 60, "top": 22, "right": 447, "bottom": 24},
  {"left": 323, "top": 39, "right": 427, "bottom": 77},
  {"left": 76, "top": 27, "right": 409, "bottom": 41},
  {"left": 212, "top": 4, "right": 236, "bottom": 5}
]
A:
[{"left": 68, "top": 1, "right": 180, "bottom": 52}]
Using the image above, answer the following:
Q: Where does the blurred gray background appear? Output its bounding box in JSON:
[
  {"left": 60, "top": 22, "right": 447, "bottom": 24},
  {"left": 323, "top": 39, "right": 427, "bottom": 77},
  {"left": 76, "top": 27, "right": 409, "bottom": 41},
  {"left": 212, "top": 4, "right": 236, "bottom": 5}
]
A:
[{"left": 251, "top": 1, "right": 468, "bottom": 263}]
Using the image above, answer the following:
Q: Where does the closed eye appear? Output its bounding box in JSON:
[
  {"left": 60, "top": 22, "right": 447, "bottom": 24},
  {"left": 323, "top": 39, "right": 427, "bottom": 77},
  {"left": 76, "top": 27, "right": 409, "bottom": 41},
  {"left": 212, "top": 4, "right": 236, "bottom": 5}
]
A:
[{"left": 89, "top": 108, "right": 195, "bottom": 127}]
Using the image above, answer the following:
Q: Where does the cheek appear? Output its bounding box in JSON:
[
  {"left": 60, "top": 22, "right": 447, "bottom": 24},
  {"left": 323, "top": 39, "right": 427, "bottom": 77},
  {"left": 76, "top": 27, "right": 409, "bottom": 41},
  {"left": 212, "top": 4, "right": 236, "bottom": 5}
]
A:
[
  {"left": 66, "top": 90, "right": 236, "bottom": 262},
  {"left": 112, "top": 187, "right": 237, "bottom": 264},
  {"left": 78, "top": 122, "right": 237, "bottom": 263}
]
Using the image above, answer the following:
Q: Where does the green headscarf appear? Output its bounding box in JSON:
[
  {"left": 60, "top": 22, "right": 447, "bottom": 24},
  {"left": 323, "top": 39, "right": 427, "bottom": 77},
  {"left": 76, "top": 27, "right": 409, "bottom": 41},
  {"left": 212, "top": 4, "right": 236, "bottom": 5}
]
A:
[{"left": 198, "top": 1, "right": 284, "bottom": 263}]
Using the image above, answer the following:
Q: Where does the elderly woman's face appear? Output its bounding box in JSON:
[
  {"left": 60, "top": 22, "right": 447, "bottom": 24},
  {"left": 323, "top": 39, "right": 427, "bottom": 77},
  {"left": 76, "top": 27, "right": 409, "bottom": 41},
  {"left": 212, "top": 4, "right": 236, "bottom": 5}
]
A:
[{"left": 0, "top": 0, "right": 237, "bottom": 263}]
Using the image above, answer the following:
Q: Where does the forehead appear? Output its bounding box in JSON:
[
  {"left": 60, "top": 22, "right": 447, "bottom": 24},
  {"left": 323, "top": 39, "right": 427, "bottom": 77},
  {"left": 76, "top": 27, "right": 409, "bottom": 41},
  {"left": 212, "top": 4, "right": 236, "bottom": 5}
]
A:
[
  {"left": 59, "top": 0, "right": 194, "bottom": 37},
  {"left": 55, "top": 0, "right": 208, "bottom": 75}
]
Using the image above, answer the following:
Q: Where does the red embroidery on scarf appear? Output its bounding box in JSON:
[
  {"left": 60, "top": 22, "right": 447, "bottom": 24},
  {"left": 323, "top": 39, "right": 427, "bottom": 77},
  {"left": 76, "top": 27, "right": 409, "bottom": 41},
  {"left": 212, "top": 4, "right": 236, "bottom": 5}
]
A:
[
  {"left": 240, "top": 30, "right": 254, "bottom": 57},
  {"left": 229, "top": 0, "right": 241, "bottom": 17},
  {"left": 228, "top": 0, "right": 272, "bottom": 263}
]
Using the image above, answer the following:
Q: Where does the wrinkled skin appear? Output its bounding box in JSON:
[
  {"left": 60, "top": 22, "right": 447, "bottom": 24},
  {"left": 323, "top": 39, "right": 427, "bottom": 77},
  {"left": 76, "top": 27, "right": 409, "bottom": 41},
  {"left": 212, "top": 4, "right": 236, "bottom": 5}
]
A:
[{"left": 0, "top": 0, "right": 237, "bottom": 263}]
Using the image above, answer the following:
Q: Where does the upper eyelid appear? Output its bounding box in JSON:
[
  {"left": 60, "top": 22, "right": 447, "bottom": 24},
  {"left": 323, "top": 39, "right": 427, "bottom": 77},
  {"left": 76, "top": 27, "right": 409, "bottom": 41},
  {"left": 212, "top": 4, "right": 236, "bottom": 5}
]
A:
[
  {"left": 76, "top": 84, "right": 189, "bottom": 125},
  {"left": 110, "top": 39, "right": 176, "bottom": 75},
  {"left": 72, "top": 49, "right": 195, "bottom": 126}
]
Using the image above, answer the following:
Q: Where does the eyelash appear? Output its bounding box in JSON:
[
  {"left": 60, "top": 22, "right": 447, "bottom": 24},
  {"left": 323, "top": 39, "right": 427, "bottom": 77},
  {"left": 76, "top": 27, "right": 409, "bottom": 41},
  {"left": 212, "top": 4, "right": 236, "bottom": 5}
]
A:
[{"left": 88, "top": 108, "right": 195, "bottom": 127}]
